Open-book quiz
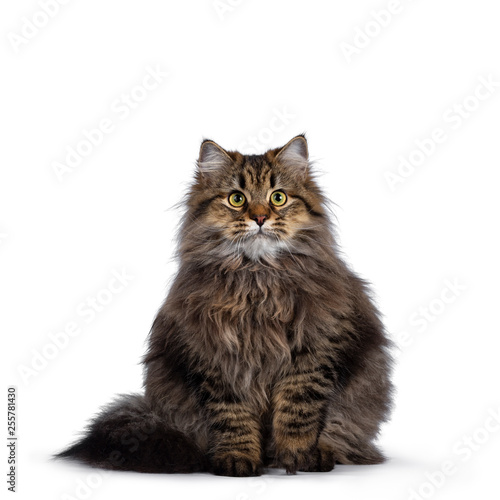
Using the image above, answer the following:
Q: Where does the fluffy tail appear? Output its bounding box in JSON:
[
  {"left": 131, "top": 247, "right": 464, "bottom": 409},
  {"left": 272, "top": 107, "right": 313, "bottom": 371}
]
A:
[{"left": 55, "top": 394, "right": 206, "bottom": 473}]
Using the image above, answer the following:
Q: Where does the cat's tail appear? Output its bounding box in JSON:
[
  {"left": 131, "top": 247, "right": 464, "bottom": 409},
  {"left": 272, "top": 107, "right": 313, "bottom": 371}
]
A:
[{"left": 54, "top": 394, "right": 206, "bottom": 473}]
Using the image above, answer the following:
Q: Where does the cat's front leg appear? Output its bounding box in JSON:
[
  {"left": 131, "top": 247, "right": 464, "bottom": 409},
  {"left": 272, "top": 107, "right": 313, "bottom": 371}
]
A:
[
  {"left": 199, "top": 372, "right": 262, "bottom": 476},
  {"left": 271, "top": 352, "right": 335, "bottom": 474}
]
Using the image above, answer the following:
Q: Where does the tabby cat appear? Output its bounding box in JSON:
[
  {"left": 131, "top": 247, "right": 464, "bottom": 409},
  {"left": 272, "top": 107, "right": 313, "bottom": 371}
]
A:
[{"left": 57, "top": 135, "right": 393, "bottom": 476}]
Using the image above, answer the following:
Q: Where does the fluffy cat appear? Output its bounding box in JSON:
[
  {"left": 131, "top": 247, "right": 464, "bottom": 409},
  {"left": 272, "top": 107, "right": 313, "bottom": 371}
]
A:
[{"left": 56, "top": 135, "right": 393, "bottom": 476}]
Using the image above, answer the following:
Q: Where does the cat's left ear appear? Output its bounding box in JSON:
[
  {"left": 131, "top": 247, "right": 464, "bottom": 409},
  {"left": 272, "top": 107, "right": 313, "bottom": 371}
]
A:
[
  {"left": 198, "top": 140, "right": 232, "bottom": 181},
  {"left": 275, "top": 135, "right": 309, "bottom": 176}
]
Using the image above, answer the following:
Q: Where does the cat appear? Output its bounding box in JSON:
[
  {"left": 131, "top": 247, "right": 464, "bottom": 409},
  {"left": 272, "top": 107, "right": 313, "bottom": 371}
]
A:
[{"left": 56, "top": 135, "right": 393, "bottom": 476}]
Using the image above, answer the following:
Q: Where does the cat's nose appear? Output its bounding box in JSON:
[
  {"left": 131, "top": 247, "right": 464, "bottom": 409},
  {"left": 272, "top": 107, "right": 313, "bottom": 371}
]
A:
[{"left": 252, "top": 214, "right": 267, "bottom": 227}]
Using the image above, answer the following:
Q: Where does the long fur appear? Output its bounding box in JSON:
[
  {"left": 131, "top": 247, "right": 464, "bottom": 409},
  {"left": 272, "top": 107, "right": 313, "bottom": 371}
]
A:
[{"left": 56, "top": 135, "right": 393, "bottom": 476}]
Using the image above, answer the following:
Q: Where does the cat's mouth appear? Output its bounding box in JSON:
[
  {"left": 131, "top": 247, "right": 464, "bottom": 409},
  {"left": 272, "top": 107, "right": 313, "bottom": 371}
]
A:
[{"left": 248, "top": 227, "right": 272, "bottom": 239}]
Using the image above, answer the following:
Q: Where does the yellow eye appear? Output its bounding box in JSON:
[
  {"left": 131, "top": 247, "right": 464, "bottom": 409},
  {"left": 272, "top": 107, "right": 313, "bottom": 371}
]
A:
[
  {"left": 228, "top": 192, "right": 246, "bottom": 207},
  {"left": 270, "top": 190, "right": 287, "bottom": 206}
]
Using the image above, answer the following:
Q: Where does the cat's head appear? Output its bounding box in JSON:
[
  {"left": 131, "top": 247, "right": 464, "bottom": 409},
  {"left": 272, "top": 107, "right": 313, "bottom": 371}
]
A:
[{"left": 180, "top": 135, "right": 332, "bottom": 263}]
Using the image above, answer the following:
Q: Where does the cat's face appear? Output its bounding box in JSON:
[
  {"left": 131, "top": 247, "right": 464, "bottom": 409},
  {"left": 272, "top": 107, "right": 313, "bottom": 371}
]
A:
[{"left": 183, "top": 135, "right": 328, "bottom": 262}]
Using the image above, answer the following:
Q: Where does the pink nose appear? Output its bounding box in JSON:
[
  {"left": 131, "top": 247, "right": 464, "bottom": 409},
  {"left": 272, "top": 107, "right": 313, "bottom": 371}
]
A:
[{"left": 252, "top": 215, "right": 267, "bottom": 227}]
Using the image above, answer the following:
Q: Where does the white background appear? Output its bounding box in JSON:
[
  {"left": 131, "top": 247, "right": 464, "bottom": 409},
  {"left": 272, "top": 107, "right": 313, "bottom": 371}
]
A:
[{"left": 1, "top": 1, "right": 500, "bottom": 499}]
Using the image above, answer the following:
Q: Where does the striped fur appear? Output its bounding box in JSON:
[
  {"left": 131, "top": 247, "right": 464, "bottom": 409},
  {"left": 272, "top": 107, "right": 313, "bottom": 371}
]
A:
[{"left": 56, "top": 135, "right": 393, "bottom": 476}]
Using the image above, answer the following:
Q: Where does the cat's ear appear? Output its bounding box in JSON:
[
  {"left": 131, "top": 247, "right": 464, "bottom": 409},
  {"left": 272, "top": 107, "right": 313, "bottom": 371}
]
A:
[
  {"left": 198, "top": 140, "right": 232, "bottom": 180},
  {"left": 275, "top": 135, "right": 309, "bottom": 176}
]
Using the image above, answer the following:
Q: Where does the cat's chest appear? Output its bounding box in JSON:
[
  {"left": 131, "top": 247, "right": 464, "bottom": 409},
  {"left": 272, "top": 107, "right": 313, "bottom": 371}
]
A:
[
  {"left": 215, "top": 272, "right": 296, "bottom": 327},
  {"left": 202, "top": 272, "right": 297, "bottom": 364},
  {"left": 209, "top": 280, "right": 293, "bottom": 396},
  {"left": 183, "top": 270, "right": 302, "bottom": 398}
]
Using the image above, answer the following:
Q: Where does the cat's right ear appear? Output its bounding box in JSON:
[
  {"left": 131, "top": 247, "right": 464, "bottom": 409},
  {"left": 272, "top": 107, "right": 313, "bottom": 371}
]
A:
[
  {"left": 197, "top": 140, "right": 232, "bottom": 182},
  {"left": 274, "top": 134, "right": 310, "bottom": 178}
]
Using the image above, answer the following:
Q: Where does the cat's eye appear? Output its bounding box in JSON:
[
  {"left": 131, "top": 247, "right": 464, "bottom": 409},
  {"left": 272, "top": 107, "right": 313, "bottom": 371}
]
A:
[
  {"left": 228, "top": 192, "right": 246, "bottom": 207},
  {"left": 270, "top": 190, "right": 287, "bottom": 207}
]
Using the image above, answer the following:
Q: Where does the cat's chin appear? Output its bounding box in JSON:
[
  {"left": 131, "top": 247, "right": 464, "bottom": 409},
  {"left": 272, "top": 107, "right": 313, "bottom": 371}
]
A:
[{"left": 240, "top": 232, "right": 286, "bottom": 261}]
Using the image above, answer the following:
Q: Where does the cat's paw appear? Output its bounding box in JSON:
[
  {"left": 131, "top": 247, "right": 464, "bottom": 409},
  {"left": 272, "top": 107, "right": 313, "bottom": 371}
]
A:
[
  {"left": 276, "top": 449, "right": 311, "bottom": 475},
  {"left": 299, "top": 442, "right": 336, "bottom": 472},
  {"left": 211, "top": 452, "right": 262, "bottom": 477},
  {"left": 276, "top": 442, "right": 336, "bottom": 474}
]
